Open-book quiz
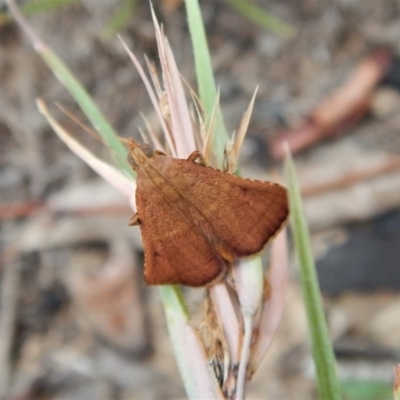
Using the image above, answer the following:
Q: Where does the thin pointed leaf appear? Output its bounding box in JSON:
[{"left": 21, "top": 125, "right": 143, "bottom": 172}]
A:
[
  {"left": 284, "top": 150, "right": 342, "bottom": 400},
  {"left": 119, "top": 36, "right": 175, "bottom": 154},
  {"left": 39, "top": 46, "right": 130, "bottom": 173},
  {"left": 5, "top": 0, "right": 130, "bottom": 173},
  {"left": 151, "top": 9, "right": 197, "bottom": 157},
  {"left": 226, "top": 88, "right": 258, "bottom": 173},
  {"left": 37, "top": 100, "right": 135, "bottom": 202},
  {"left": 184, "top": 0, "right": 228, "bottom": 168}
]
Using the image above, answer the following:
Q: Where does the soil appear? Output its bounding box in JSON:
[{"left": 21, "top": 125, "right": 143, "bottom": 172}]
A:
[{"left": 1, "top": 1, "right": 400, "bottom": 399}]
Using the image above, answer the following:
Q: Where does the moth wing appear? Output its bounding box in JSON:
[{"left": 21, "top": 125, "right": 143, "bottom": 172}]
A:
[
  {"left": 166, "top": 159, "right": 288, "bottom": 257},
  {"left": 135, "top": 177, "right": 226, "bottom": 286}
]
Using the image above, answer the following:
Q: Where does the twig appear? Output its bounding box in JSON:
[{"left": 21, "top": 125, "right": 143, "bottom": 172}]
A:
[
  {"left": 270, "top": 49, "right": 393, "bottom": 159},
  {"left": 301, "top": 155, "right": 400, "bottom": 197},
  {"left": 0, "top": 202, "right": 131, "bottom": 220},
  {"left": 0, "top": 202, "right": 44, "bottom": 220}
]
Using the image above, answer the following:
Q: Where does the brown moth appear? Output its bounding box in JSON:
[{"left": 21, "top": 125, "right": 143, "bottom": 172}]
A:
[{"left": 127, "top": 139, "right": 288, "bottom": 287}]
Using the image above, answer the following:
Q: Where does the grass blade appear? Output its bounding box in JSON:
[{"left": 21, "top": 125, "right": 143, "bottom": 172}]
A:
[
  {"left": 184, "top": 0, "right": 228, "bottom": 168},
  {"left": 5, "top": 0, "right": 130, "bottom": 175},
  {"left": 39, "top": 46, "right": 131, "bottom": 174},
  {"left": 37, "top": 99, "right": 134, "bottom": 199},
  {"left": 284, "top": 150, "right": 342, "bottom": 400}
]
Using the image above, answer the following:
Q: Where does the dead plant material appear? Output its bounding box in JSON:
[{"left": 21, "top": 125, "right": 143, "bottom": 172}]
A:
[
  {"left": 0, "top": 202, "right": 132, "bottom": 221},
  {"left": 269, "top": 49, "right": 393, "bottom": 159},
  {"left": 0, "top": 201, "right": 44, "bottom": 219},
  {"left": 301, "top": 155, "right": 400, "bottom": 198}
]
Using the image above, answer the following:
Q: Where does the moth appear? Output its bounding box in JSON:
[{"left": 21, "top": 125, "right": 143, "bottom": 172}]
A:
[{"left": 127, "top": 139, "right": 288, "bottom": 287}]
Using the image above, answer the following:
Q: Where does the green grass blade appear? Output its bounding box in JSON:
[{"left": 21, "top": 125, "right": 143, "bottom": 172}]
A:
[
  {"left": 39, "top": 46, "right": 131, "bottom": 175},
  {"left": 5, "top": 0, "right": 130, "bottom": 173},
  {"left": 284, "top": 151, "right": 342, "bottom": 400},
  {"left": 184, "top": 0, "right": 228, "bottom": 168},
  {"left": 224, "top": 0, "right": 295, "bottom": 38}
]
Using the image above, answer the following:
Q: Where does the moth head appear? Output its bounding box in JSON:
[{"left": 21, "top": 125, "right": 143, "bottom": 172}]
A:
[{"left": 126, "top": 139, "right": 154, "bottom": 170}]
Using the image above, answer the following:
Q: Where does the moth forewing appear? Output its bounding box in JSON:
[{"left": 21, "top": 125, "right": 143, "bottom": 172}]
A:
[{"left": 127, "top": 139, "right": 288, "bottom": 287}]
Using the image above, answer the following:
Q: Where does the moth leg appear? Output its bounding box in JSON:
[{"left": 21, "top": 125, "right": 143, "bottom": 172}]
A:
[
  {"left": 187, "top": 150, "right": 206, "bottom": 166},
  {"left": 128, "top": 213, "right": 140, "bottom": 226}
]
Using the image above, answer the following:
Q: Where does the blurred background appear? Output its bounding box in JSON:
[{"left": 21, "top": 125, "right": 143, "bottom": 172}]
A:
[{"left": 1, "top": 0, "right": 400, "bottom": 398}]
